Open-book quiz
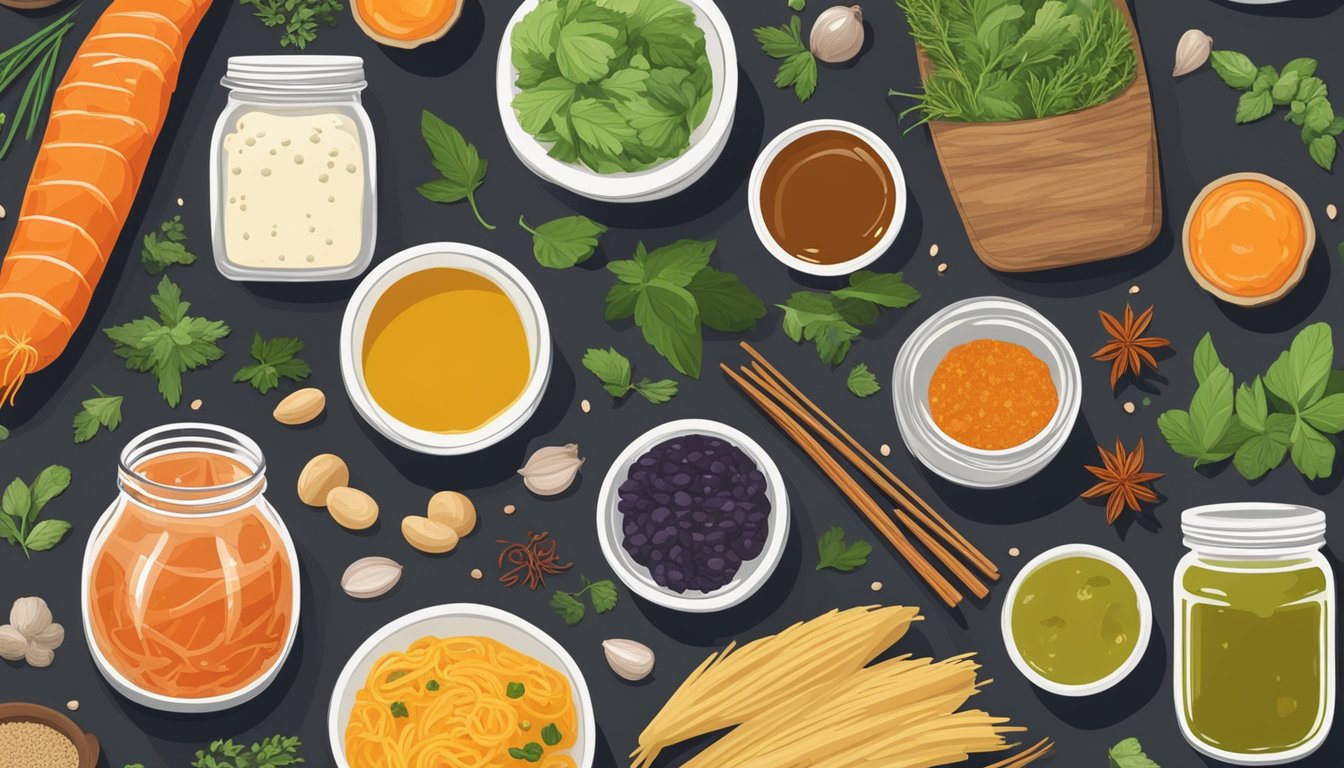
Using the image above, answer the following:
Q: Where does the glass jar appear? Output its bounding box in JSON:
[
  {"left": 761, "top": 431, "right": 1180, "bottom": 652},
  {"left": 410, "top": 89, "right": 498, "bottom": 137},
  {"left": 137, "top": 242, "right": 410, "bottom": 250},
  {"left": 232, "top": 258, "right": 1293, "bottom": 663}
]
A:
[
  {"left": 209, "top": 55, "right": 377, "bottom": 282},
  {"left": 82, "top": 424, "right": 300, "bottom": 712},
  {"left": 1175, "top": 503, "right": 1334, "bottom": 764}
]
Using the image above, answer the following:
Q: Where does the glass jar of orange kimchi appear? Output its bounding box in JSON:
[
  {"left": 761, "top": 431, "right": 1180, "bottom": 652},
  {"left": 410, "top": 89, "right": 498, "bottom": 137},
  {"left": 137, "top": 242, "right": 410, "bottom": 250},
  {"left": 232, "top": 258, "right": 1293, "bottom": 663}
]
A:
[{"left": 82, "top": 424, "right": 299, "bottom": 712}]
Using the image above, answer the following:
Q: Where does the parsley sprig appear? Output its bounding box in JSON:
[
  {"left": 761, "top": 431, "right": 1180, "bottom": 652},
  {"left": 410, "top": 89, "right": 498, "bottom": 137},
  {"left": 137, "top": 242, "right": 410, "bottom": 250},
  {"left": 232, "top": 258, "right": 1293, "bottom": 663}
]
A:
[
  {"left": 549, "top": 576, "right": 618, "bottom": 626},
  {"left": 816, "top": 527, "right": 872, "bottom": 572},
  {"left": 582, "top": 347, "right": 678, "bottom": 404},
  {"left": 190, "top": 734, "right": 304, "bottom": 768},
  {"left": 104, "top": 277, "right": 230, "bottom": 408},
  {"left": 1109, "top": 737, "right": 1159, "bottom": 768},
  {"left": 73, "top": 386, "right": 123, "bottom": 443},
  {"left": 140, "top": 215, "right": 197, "bottom": 274},
  {"left": 1, "top": 466, "right": 72, "bottom": 559},
  {"left": 847, "top": 364, "right": 881, "bottom": 398},
  {"left": 239, "top": 0, "right": 343, "bottom": 49},
  {"left": 417, "top": 111, "right": 494, "bottom": 230},
  {"left": 753, "top": 17, "right": 818, "bottom": 102},
  {"left": 234, "top": 334, "right": 311, "bottom": 394},
  {"left": 778, "top": 272, "right": 921, "bottom": 366}
]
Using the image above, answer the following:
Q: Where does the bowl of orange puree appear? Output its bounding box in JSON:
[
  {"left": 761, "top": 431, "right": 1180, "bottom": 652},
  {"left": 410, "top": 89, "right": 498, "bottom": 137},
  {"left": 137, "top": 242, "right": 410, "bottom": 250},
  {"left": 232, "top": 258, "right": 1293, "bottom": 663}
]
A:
[{"left": 1184, "top": 172, "right": 1314, "bottom": 307}]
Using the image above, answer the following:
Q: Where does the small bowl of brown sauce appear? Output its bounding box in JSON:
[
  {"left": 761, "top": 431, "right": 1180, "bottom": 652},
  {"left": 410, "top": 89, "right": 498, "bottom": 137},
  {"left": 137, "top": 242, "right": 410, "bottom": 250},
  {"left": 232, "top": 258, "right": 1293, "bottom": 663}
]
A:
[
  {"left": 749, "top": 120, "right": 906, "bottom": 276},
  {"left": 892, "top": 297, "right": 1081, "bottom": 488}
]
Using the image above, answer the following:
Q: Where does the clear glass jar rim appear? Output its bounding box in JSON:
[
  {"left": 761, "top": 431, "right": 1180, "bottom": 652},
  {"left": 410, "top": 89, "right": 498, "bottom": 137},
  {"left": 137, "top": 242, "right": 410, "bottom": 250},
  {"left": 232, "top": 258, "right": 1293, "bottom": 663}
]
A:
[
  {"left": 118, "top": 423, "right": 266, "bottom": 494},
  {"left": 1182, "top": 502, "right": 1326, "bottom": 552},
  {"left": 222, "top": 55, "right": 366, "bottom": 94}
]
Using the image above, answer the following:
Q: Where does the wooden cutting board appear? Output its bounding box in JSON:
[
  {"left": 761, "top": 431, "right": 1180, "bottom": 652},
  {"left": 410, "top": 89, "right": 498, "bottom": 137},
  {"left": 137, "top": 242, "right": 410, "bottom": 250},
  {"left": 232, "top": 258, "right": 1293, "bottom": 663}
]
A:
[{"left": 914, "top": 0, "right": 1162, "bottom": 273}]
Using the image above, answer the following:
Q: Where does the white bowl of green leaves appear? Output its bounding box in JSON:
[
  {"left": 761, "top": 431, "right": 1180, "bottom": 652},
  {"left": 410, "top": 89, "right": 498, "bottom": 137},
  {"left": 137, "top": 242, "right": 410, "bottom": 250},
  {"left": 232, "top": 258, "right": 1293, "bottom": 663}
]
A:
[{"left": 496, "top": 0, "right": 737, "bottom": 203}]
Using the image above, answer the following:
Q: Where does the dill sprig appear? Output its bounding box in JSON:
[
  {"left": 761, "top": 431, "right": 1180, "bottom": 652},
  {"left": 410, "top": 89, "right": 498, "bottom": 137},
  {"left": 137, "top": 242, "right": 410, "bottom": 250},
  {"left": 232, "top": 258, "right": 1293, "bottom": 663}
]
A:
[
  {"left": 0, "top": 6, "right": 79, "bottom": 159},
  {"left": 891, "top": 0, "right": 1136, "bottom": 127}
]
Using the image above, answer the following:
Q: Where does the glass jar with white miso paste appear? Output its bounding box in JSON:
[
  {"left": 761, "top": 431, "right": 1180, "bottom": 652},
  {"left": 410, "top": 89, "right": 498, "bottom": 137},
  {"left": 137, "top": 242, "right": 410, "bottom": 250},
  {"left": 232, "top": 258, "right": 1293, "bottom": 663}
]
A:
[
  {"left": 1176, "top": 503, "right": 1334, "bottom": 764},
  {"left": 209, "top": 55, "right": 377, "bottom": 281}
]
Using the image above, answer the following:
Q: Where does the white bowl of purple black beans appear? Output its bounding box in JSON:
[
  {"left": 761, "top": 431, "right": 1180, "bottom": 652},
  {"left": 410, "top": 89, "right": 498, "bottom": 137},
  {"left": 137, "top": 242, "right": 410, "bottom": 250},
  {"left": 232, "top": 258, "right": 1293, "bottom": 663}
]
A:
[{"left": 596, "top": 419, "right": 790, "bottom": 613}]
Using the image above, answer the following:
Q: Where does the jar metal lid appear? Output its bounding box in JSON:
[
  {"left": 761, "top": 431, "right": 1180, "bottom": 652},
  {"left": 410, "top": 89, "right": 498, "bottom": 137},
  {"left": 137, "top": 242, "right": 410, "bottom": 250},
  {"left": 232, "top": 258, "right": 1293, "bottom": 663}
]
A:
[
  {"left": 222, "top": 55, "right": 366, "bottom": 94},
  {"left": 1182, "top": 502, "right": 1326, "bottom": 554}
]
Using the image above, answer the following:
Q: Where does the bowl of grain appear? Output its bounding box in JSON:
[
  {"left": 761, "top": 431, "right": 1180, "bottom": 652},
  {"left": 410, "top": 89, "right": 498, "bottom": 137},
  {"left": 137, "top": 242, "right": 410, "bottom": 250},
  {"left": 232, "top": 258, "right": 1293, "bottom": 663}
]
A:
[{"left": 0, "top": 702, "right": 99, "bottom": 768}]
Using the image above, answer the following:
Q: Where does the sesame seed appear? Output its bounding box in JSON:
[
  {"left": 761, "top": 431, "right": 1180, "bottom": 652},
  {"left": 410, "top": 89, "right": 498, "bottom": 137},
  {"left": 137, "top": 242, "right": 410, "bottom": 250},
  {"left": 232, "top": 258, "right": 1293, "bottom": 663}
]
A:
[
  {"left": 0, "top": 204, "right": 7, "bottom": 219},
  {"left": 66, "top": 700, "right": 79, "bottom": 711},
  {"left": 176, "top": 197, "right": 184, "bottom": 207},
  {"left": 929, "top": 243, "right": 940, "bottom": 257},
  {"left": 1009, "top": 547, "right": 1020, "bottom": 557},
  {"left": 1328, "top": 203, "right": 1338, "bottom": 221},
  {"left": 470, "top": 568, "right": 483, "bottom": 580},
  {"left": 880, "top": 443, "right": 891, "bottom": 457},
  {"left": 581, "top": 399, "right": 591, "bottom": 413},
  {"left": 1123, "top": 401, "right": 1136, "bottom": 414},
  {"left": 190, "top": 399, "right": 202, "bottom": 411},
  {"left": 870, "top": 581, "right": 883, "bottom": 592},
  {"left": 1128, "top": 285, "right": 1140, "bottom": 295},
  {"left": 936, "top": 263, "right": 948, "bottom": 274},
  {"left": 504, "top": 504, "right": 516, "bottom": 516}
]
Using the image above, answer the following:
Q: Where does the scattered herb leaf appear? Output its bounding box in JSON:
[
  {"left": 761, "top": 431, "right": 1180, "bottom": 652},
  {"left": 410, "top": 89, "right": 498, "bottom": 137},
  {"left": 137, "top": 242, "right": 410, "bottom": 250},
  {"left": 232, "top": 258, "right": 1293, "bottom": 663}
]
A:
[
  {"left": 846, "top": 364, "right": 881, "bottom": 397},
  {"left": 1, "top": 468, "right": 71, "bottom": 559},
  {"left": 1109, "top": 737, "right": 1160, "bottom": 768},
  {"left": 72, "top": 386, "right": 123, "bottom": 443},
  {"left": 190, "top": 735, "right": 304, "bottom": 768},
  {"left": 140, "top": 215, "right": 197, "bottom": 274},
  {"left": 541, "top": 723, "right": 562, "bottom": 746},
  {"left": 506, "top": 681, "right": 526, "bottom": 699},
  {"left": 550, "top": 576, "right": 619, "bottom": 625},
  {"left": 418, "top": 110, "right": 494, "bottom": 230},
  {"left": 240, "top": 0, "right": 343, "bottom": 49},
  {"left": 788, "top": 0, "right": 805, "bottom": 9},
  {"left": 816, "top": 527, "right": 873, "bottom": 572},
  {"left": 520, "top": 215, "right": 607, "bottom": 268},
  {"left": 753, "top": 16, "right": 818, "bottom": 101},
  {"left": 233, "top": 334, "right": 311, "bottom": 394},
  {"left": 508, "top": 742, "right": 545, "bottom": 762},
  {"left": 1210, "top": 49, "right": 1342, "bottom": 170},
  {"left": 104, "top": 277, "right": 230, "bottom": 407},
  {"left": 426, "top": 679, "right": 440, "bottom": 691},
  {"left": 0, "top": 426, "right": 8, "bottom": 441},
  {"left": 778, "top": 271, "right": 920, "bottom": 366},
  {"left": 389, "top": 701, "right": 409, "bottom": 718},
  {"left": 582, "top": 347, "right": 678, "bottom": 404}
]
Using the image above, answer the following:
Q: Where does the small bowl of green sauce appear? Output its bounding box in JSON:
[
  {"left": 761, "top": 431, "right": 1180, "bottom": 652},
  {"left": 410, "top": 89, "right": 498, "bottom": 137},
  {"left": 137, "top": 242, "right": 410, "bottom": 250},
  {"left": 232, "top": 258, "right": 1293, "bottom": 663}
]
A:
[{"left": 1001, "top": 544, "right": 1152, "bottom": 697}]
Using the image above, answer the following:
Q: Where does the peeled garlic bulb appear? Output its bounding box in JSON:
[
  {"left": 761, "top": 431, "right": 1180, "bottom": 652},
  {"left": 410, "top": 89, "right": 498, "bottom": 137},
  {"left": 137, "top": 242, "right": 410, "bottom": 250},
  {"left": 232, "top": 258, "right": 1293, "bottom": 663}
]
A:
[
  {"left": 603, "top": 638, "right": 655, "bottom": 682},
  {"left": 518, "top": 444, "right": 585, "bottom": 496},
  {"left": 810, "top": 5, "right": 864, "bottom": 64},
  {"left": 1173, "top": 29, "right": 1212, "bottom": 77}
]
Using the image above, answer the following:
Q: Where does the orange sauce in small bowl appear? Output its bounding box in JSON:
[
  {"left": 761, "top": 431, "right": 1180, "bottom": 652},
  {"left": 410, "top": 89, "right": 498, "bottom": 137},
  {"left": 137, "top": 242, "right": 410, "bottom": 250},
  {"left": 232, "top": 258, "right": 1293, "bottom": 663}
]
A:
[
  {"left": 1187, "top": 178, "right": 1308, "bottom": 301},
  {"left": 928, "top": 339, "right": 1058, "bottom": 451}
]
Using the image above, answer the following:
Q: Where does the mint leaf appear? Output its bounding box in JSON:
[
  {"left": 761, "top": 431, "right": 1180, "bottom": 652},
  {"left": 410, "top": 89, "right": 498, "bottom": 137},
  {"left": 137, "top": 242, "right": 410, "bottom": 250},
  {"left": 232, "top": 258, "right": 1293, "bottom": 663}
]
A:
[
  {"left": 418, "top": 111, "right": 494, "bottom": 230},
  {"left": 847, "top": 364, "right": 881, "bottom": 397},
  {"left": 1291, "top": 418, "right": 1335, "bottom": 479},
  {"left": 24, "top": 519, "right": 71, "bottom": 552},
  {"left": 632, "top": 378, "right": 678, "bottom": 404},
  {"left": 104, "top": 277, "right": 230, "bottom": 407},
  {"left": 1211, "top": 50, "right": 1256, "bottom": 90},
  {"left": 685, "top": 267, "right": 765, "bottom": 333},
  {"left": 634, "top": 279, "right": 701, "bottom": 378},
  {"left": 816, "top": 527, "right": 873, "bottom": 572},
  {"left": 233, "top": 333, "right": 310, "bottom": 395},
  {"left": 73, "top": 386, "right": 123, "bottom": 443},
  {"left": 140, "top": 215, "right": 196, "bottom": 274},
  {"left": 1233, "top": 413, "right": 1293, "bottom": 481},
  {"left": 1308, "top": 134, "right": 1337, "bottom": 169},
  {"left": 1109, "top": 737, "right": 1159, "bottom": 768},
  {"left": 640, "top": 239, "right": 714, "bottom": 287},
  {"left": 1282, "top": 57, "right": 1318, "bottom": 80},
  {"left": 583, "top": 347, "right": 633, "bottom": 397},
  {"left": 834, "top": 271, "right": 922, "bottom": 308},
  {"left": 1235, "top": 90, "right": 1274, "bottom": 123},
  {"left": 519, "top": 215, "right": 606, "bottom": 269}
]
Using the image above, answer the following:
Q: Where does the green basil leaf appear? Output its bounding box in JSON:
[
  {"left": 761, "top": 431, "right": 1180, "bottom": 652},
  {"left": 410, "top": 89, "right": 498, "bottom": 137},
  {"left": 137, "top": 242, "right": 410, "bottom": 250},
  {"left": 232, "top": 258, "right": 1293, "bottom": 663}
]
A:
[
  {"left": 520, "top": 214, "right": 606, "bottom": 269},
  {"left": 1281, "top": 57, "right": 1318, "bottom": 80},
  {"left": 1301, "top": 393, "right": 1344, "bottom": 433},
  {"left": 24, "top": 519, "right": 71, "bottom": 552},
  {"left": 847, "top": 363, "right": 882, "bottom": 398},
  {"left": 641, "top": 239, "right": 715, "bottom": 286},
  {"left": 582, "top": 347, "right": 633, "bottom": 397},
  {"left": 1308, "top": 134, "right": 1337, "bottom": 169},
  {"left": 1236, "top": 378, "right": 1269, "bottom": 433},
  {"left": 685, "top": 267, "right": 765, "bottom": 332},
  {"left": 29, "top": 465, "right": 70, "bottom": 518},
  {"left": 634, "top": 279, "right": 701, "bottom": 378},
  {"left": 1290, "top": 419, "right": 1335, "bottom": 479},
  {"left": 1192, "top": 333, "right": 1222, "bottom": 384},
  {"left": 2, "top": 478, "right": 31, "bottom": 523},
  {"left": 1235, "top": 90, "right": 1274, "bottom": 124},
  {"left": 1271, "top": 71, "right": 1302, "bottom": 104},
  {"left": 1210, "top": 50, "right": 1257, "bottom": 90}
]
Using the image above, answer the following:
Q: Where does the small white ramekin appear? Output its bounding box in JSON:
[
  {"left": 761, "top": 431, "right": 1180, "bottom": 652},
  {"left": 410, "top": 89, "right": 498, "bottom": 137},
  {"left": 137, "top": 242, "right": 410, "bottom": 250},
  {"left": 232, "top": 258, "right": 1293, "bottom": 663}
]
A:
[
  {"left": 748, "top": 119, "right": 907, "bottom": 277},
  {"left": 891, "top": 296, "right": 1080, "bottom": 488},
  {"left": 596, "top": 419, "right": 790, "bottom": 613},
  {"left": 339, "top": 243, "right": 551, "bottom": 455},
  {"left": 1001, "top": 543, "right": 1153, "bottom": 697}
]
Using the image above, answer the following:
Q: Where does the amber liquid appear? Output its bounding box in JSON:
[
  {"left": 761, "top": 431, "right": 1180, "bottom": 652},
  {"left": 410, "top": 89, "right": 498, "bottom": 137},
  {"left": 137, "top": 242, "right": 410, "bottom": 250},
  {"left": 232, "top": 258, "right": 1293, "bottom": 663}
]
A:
[
  {"left": 759, "top": 129, "right": 896, "bottom": 265},
  {"left": 88, "top": 451, "right": 293, "bottom": 698}
]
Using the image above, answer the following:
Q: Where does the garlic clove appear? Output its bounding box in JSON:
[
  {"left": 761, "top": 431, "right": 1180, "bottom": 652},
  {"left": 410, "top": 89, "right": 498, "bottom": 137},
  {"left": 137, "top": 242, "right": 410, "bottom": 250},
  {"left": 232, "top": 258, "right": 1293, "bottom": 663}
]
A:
[
  {"left": 24, "top": 644, "right": 54, "bottom": 668},
  {"left": 810, "top": 5, "right": 865, "bottom": 64},
  {"left": 518, "top": 444, "right": 585, "bottom": 496},
  {"left": 31, "top": 622, "right": 64, "bottom": 650},
  {"left": 341, "top": 556, "right": 404, "bottom": 599},
  {"left": 603, "top": 638, "right": 655, "bottom": 682},
  {"left": 1173, "top": 29, "right": 1212, "bottom": 77},
  {"left": 10, "top": 596, "right": 51, "bottom": 637},
  {"left": 0, "top": 625, "right": 28, "bottom": 661}
]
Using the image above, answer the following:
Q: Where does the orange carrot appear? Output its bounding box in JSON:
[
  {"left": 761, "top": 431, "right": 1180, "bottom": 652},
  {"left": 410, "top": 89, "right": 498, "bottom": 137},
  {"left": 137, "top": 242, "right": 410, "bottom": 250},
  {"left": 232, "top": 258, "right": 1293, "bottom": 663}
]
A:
[{"left": 0, "top": 0, "right": 213, "bottom": 407}]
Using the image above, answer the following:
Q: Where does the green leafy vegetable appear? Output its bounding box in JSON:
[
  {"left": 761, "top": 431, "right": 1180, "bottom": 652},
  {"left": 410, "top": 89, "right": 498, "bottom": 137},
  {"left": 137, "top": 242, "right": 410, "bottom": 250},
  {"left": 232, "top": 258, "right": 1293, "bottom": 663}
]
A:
[
  {"left": 778, "top": 271, "right": 920, "bottom": 366},
  {"left": 605, "top": 239, "right": 764, "bottom": 378},
  {"left": 390, "top": 701, "right": 409, "bottom": 718},
  {"left": 847, "top": 363, "right": 881, "bottom": 397},
  {"left": 892, "top": 0, "right": 1136, "bottom": 125},
  {"left": 104, "top": 277, "right": 230, "bottom": 407},
  {"left": 753, "top": 16, "right": 817, "bottom": 101},
  {"left": 0, "top": 7, "right": 78, "bottom": 159},
  {"left": 426, "top": 679, "right": 440, "bottom": 691},
  {"left": 541, "top": 723, "right": 563, "bottom": 747},
  {"left": 510, "top": 0, "right": 713, "bottom": 174},
  {"left": 240, "top": 0, "right": 343, "bottom": 49},
  {"left": 582, "top": 347, "right": 678, "bottom": 404},
  {"left": 508, "top": 742, "right": 545, "bottom": 762},
  {"left": 1159, "top": 323, "right": 1344, "bottom": 481},
  {"left": 1210, "top": 49, "right": 1342, "bottom": 170},
  {"left": 520, "top": 215, "right": 607, "bottom": 268},
  {"left": 815, "top": 527, "right": 872, "bottom": 572},
  {"left": 417, "top": 111, "right": 495, "bottom": 230},
  {"left": 140, "top": 215, "right": 197, "bottom": 274},
  {"left": 233, "top": 334, "right": 311, "bottom": 394},
  {"left": 190, "top": 735, "right": 304, "bottom": 768},
  {"left": 72, "top": 385, "right": 123, "bottom": 443},
  {"left": 549, "top": 576, "right": 619, "bottom": 626},
  {"left": 788, "top": 0, "right": 805, "bottom": 9},
  {"left": 1109, "top": 737, "right": 1159, "bottom": 768},
  {"left": 506, "top": 681, "right": 526, "bottom": 699},
  {"left": 0, "top": 467, "right": 70, "bottom": 559}
]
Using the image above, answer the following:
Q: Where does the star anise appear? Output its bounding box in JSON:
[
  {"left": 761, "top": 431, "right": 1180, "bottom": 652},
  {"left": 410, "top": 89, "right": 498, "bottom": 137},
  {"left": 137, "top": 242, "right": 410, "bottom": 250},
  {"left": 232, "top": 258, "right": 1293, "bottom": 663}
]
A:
[
  {"left": 1082, "top": 438, "right": 1163, "bottom": 525},
  {"left": 1093, "top": 304, "right": 1170, "bottom": 389}
]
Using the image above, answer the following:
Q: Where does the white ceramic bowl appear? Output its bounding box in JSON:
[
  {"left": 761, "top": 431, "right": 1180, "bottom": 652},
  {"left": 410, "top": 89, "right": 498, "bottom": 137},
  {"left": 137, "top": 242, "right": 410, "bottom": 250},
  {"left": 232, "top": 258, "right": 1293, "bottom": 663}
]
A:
[
  {"left": 328, "top": 604, "right": 595, "bottom": 767},
  {"left": 339, "top": 243, "right": 552, "bottom": 455},
  {"left": 1001, "top": 544, "right": 1152, "bottom": 697},
  {"left": 495, "top": 0, "right": 738, "bottom": 203},
  {"left": 748, "top": 119, "right": 907, "bottom": 277},
  {"left": 891, "top": 296, "right": 1081, "bottom": 488},
  {"left": 596, "top": 419, "right": 789, "bottom": 613}
]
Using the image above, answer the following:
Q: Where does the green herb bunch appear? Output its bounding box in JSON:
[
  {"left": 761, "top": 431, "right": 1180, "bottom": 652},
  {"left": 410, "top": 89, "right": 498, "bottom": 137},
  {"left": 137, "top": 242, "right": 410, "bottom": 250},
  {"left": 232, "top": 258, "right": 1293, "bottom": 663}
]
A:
[
  {"left": 190, "top": 734, "right": 303, "bottom": 768},
  {"left": 1209, "top": 51, "right": 1343, "bottom": 170},
  {"left": 778, "top": 272, "right": 921, "bottom": 366},
  {"left": 1158, "top": 323, "right": 1344, "bottom": 481},
  {"left": 1, "top": 466, "right": 71, "bottom": 558},
  {"left": 104, "top": 277, "right": 231, "bottom": 407},
  {"left": 510, "top": 0, "right": 713, "bottom": 174},
  {"left": 240, "top": 0, "right": 344, "bottom": 49},
  {"left": 1109, "top": 737, "right": 1159, "bottom": 767},
  {"left": 892, "top": 0, "right": 1137, "bottom": 125},
  {"left": 0, "top": 6, "right": 79, "bottom": 159},
  {"left": 141, "top": 215, "right": 197, "bottom": 275}
]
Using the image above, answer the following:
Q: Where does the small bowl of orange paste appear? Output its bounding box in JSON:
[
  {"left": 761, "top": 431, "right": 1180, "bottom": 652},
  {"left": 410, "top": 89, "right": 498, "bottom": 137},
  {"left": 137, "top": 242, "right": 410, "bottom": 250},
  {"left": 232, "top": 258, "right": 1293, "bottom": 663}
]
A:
[
  {"left": 892, "top": 297, "right": 1081, "bottom": 488},
  {"left": 1183, "top": 173, "right": 1314, "bottom": 307}
]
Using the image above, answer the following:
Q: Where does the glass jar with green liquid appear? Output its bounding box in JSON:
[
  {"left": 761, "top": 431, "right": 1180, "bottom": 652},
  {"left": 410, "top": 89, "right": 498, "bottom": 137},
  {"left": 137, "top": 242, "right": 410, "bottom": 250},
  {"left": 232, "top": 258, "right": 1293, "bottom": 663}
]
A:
[{"left": 1176, "top": 503, "right": 1335, "bottom": 764}]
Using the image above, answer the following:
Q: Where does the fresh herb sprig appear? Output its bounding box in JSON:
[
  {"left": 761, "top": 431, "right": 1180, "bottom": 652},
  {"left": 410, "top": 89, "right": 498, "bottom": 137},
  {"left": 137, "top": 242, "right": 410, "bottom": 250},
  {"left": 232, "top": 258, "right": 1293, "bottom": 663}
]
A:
[
  {"left": 1109, "top": 737, "right": 1159, "bottom": 768},
  {"left": 520, "top": 215, "right": 607, "bottom": 269},
  {"left": 190, "top": 734, "right": 304, "bottom": 768},
  {"left": 234, "top": 334, "right": 311, "bottom": 394},
  {"left": 141, "top": 215, "right": 197, "bottom": 274},
  {"left": 1209, "top": 51, "right": 1343, "bottom": 170},
  {"left": 73, "top": 386, "right": 123, "bottom": 443},
  {"left": 1158, "top": 323, "right": 1344, "bottom": 481},
  {"left": 754, "top": 16, "right": 818, "bottom": 102},
  {"left": 549, "top": 576, "right": 618, "bottom": 626},
  {"left": 417, "top": 111, "right": 494, "bottom": 230},
  {"left": 816, "top": 527, "right": 872, "bottom": 572},
  {"left": 847, "top": 364, "right": 880, "bottom": 397},
  {"left": 583, "top": 347, "right": 678, "bottom": 404},
  {"left": 606, "top": 239, "right": 765, "bottom": 378},
  {"left": 104, "top": 277, "right": 231, "bottom": 408},
  {"left": 239, "top": 0, "right": 343, "bottom": 49},
  {"left": 1, "top": 466, "right": 71, "bottom": 559},
  {"left": 778, "top": 272, "right": 921, "bottom": 366},
  {"left": 0, "top": 6, "right": 79, "bottom": 159},
  {"left": 892, "top": 0, "right": 1137, "bottom": 125}
]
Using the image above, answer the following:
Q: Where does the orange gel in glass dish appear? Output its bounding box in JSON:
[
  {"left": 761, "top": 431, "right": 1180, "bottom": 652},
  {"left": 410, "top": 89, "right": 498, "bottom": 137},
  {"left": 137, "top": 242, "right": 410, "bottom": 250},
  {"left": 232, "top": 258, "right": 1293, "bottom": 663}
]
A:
[
  {"left": 88, "top": 443, "right": 295, "bottom": 700},
  {"left": 354, "top": 0, "right": 458, "bottom": 46},
  {"left": 1188, "top": 179, "right": 1306, "bottom": 299}
]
